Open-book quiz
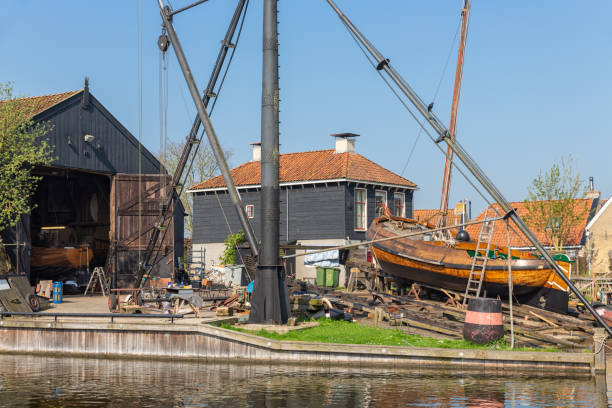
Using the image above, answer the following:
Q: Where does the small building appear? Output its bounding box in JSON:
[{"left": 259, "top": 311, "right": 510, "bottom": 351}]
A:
[
  {"left": 465, "top": 199, "right": 598, "bottom": 274},
  {"left": 187, "top": 134, "right": 417, "bottom": 284},
  {"left": 1, "top": 81, "right": 184, "bottom": 287},
  {"left": 585, "top": 197, "right": 612, "bottom": 276}
]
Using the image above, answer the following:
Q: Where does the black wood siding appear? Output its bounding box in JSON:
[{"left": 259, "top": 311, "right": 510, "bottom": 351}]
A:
[
  {"left": 192, "top": 183, "right": 413, "bottom": 244},
  {"left": 193, "top": 184, "right": 347, "bottom": 244},
  {"left": 34, "top": 94, "right": 161, "bottom": 175},
  {"left": 283, "top": 184, "right": 346, "bottom": 241}
]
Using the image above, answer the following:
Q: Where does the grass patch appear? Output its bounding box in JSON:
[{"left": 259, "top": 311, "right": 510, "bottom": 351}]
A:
[{"left": 218, "top": 319, "right": 560, "bottom": 352}]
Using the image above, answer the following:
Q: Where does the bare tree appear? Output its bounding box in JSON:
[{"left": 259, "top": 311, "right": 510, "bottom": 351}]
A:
[
  {"left": 523, "top": 156, "right": 588, "bottom": 252},
  {"left": 158, "top": 141, "right": 232, "bottom": 237}
]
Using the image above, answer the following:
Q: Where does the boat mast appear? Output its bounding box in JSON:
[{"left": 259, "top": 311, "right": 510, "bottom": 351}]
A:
[
  {"left": 438, "top": 0, "right": 470, "bottom": 229},
  {"left": 325, "top": 0, "right": 612, "bottom": 336}
]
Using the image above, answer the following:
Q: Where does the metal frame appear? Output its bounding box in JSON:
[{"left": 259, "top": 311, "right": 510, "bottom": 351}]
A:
[
  {"left": 325, "top": 0, "right": 612, "bottom": 336},
  {"left": 138, "top": 0, "right": 258, "bottom": 289}
]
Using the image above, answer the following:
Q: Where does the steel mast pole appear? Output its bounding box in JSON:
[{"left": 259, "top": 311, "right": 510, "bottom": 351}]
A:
[
  {"left": 155, "top": 1, "right": 259, "bottom": 259},
  {"left": 249, "top": 0, "right": 289, "bottom": 324},
  {"left": 325, "top": 0, "right": 612, "bottom": 336}
]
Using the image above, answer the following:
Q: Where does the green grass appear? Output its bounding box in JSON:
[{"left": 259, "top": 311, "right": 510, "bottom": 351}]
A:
[{"left": 218, "top": 319, "right": 561, "bottom": 352}]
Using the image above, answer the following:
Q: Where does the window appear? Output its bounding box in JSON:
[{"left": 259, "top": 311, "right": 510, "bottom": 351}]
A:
[
  {"left": 393, "top": 192, "right": 405, "bottom": 217},
  {"left": 246, "top": 204, "right": 254, "bottom": 219},
  {"left": 354, "top": 188, "right": 367, "bottom": 231},
  {"left": 375, "top": 190, "right": 387, "bottom": 216}
]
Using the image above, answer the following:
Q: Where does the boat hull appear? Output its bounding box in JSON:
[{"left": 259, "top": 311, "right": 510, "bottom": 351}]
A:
[{"left": 367, "top": 216, "right": 569, "bottom": 313}]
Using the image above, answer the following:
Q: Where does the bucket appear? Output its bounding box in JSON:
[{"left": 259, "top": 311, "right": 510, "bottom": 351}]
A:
[
  {"left": 325, "top": 267, "right": 339, "bottom": 287},
  {"left": 52, "top": 281, "right": 63, "bottom": 304},
  {"left": 316, "top": 267, "right": 325, "bottom": 286},
  {"left": 463, "top": 297, "right": 503, "bottom": 344}
]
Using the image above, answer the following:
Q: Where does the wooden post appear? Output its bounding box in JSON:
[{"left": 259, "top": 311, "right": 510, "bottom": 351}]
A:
[{"left": 593, "top": 328, "right": 607, "bottom": 374}]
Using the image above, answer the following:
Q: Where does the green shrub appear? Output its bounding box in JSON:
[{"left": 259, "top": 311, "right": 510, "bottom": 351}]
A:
[{"left": 219, "top": 231, "right": 245, "bottom": 265}]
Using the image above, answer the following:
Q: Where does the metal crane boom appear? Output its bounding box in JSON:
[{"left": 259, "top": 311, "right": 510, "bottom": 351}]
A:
[
  {"left": 134, "top": 0, "right": 256, "bottom": 289},
  {"left": 325, "top": 0, "right": 612, "bottom": 336}
]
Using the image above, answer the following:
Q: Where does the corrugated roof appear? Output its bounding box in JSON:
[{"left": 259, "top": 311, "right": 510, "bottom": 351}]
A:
[
  {"left": 465, "top": 199, "right": 595, "bottom": 248},
  {"left": 190, "top": 149, "right": 417, "bottom": 190},
  {"left": 4, "top": 90, "right": 82, "bottom": 119}
]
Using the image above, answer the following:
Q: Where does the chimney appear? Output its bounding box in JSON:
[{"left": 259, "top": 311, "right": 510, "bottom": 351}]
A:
[
  {"left": 250, "top": 142, "right": 261, "bottom": 161},
  {"left": 586, "top": 176, "right": 601, "bottom": 199},
  {"left": 331, "top": 132, "right": 359, "bottom": 154}
]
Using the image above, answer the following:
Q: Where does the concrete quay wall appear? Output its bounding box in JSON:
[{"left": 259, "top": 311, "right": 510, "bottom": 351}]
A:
[{"left": 0, "top": 319, "right": 598, "bottom": 374}]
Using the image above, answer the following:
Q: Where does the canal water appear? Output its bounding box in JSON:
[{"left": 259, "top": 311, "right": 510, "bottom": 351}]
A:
[{"left": 0, "top": 354, "right": 608, "bottom": 407}]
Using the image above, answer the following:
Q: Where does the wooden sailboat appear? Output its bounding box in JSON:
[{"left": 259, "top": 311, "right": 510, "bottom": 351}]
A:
[
  {"left": 366, "top": 0, "right": 570, "bottom": 313},
  {"left": 367, "top": 216, "right": 570, "bottom": 313}
]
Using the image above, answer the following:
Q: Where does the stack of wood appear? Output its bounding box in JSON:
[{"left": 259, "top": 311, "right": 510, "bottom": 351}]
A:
[{"left": 301, "top": 283, "right": 597, "bottom": 350}]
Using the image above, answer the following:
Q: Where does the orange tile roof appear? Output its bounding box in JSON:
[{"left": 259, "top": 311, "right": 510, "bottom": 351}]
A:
[
  {"left": 465, "top": 199, "right": 595, "bottom": 248},
  {"left": 413, "top": 209, "right": 461, "bottom": 226},
  {"left": 190, "top": 149, "right": 417, "bottom": 190},
  {"left": 3, "top": 90, "right": 82, "bottom": 119}
]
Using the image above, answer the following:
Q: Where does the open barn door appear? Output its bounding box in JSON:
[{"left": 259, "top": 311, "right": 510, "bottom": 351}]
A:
[
  {"left": 0, "top": 214, "right": 31, "bottom": 279},
  {"left": 109, "top": 174, "right": 175, "bottom": 288}
]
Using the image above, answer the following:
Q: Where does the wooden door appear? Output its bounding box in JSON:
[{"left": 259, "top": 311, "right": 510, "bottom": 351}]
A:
[{"left": 109, "top": 174, "right": 175, "bottom": 288}]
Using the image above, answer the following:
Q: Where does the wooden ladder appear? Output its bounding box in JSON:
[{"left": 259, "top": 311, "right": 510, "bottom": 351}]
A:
[
  {"left": 462, "top": 207, "right": 497, "bottom": 307},
  {"left": 84, "top": 267, "right": 108, "bottom": 296}
]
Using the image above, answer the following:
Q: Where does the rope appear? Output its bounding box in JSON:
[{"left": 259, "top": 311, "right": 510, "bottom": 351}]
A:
[
  {"left": 506, "top": 219, "right": 515, "bottom": 349},
  {"left": 340, "top": 18, "right": 495, "bottom": 211},
  {"left": 137, "top": 0, "right": 143, "bottom": 268},
  {"left": 400, "top": 19, "right": 461, "bottom": 177},
  {"left": 179, "top": 0, "right": 251, "bottom": 203},
  {"left": 340, "top": 15, "right": 536, "bottom": 252}
]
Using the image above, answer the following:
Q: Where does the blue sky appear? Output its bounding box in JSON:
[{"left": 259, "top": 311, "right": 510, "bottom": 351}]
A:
[{"left": 2, "top": 1, "right": 611, "bottom": 215}]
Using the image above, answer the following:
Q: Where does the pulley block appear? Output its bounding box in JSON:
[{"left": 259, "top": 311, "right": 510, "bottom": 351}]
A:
[{"left": 158, "top": 34, "right": 170, "bottom": 52}]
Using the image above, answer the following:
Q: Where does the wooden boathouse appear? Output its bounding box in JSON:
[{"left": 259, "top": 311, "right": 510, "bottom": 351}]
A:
[{"left": 1, "top": 80, "right": 184, "bottom": 287}]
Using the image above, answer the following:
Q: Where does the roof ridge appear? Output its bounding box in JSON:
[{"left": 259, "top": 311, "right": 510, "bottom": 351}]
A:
[
  {"left": 12, "top": 89, "right": 82, "bottom": 101},
  {"left": 280, "top": 148, "right": 334, "bottom": 156}
]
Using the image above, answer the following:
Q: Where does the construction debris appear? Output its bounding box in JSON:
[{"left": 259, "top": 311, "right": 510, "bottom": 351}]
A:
[{"left": 292, "top": 281, "right": 597, "bottom": 350}]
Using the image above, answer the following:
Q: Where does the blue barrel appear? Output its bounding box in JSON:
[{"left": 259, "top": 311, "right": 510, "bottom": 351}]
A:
[{"left": 52, "top": 281, "right": 63, "bottom": 304}]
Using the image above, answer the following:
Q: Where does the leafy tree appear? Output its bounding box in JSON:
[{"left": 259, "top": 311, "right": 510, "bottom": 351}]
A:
[
  {"left": 158, "top": 140, "right": 232, "bottom": 237},
  {"left": 0, "top": 82, "right": 54, "bottom": 230},
  {"left": 523, "top": 156, "right": 588, "bottom": 252}
]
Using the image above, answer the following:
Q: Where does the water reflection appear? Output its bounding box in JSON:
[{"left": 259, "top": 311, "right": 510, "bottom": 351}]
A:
[{"left": 0, "top": 354, "right": 605, "bottom": 407}]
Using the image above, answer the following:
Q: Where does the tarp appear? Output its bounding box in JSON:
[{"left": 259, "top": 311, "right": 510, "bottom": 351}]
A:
[{"left": 304, "top": 249, "right": 339, "bottom": 267}]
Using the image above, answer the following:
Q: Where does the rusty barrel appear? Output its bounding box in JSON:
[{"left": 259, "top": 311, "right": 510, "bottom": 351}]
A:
[{"left": 463, "top": 297, "right": 504, "bottom": 344}]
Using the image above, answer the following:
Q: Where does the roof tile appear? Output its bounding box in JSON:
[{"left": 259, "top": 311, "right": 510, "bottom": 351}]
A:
[
  {"left": 190, "top": 149, "right": 417, "bottom": 190},
  {"left": 465, "top": 199, "right": 594, "bottom": 248},
  {"left": 3, "top": 90, "right": 82, "bottom": 119}
]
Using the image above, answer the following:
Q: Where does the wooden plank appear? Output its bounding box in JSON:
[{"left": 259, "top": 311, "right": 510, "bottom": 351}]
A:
[{"left": 529, "top": 310, "right": 559, "bottom": 327}]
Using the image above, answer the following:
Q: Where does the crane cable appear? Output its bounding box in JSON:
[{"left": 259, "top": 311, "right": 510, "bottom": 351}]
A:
[
  {"left": 339, "top": 15, "right": 532, "bottom": 247},
  {"left": 400, "top": 18, "right": 461, "bottom": 178},
  {"left": 150, "top": 0, "right": 251, "bottom": 271},
  {"left": 137, "top": 0, "right": 143, "bottom": 268}
]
